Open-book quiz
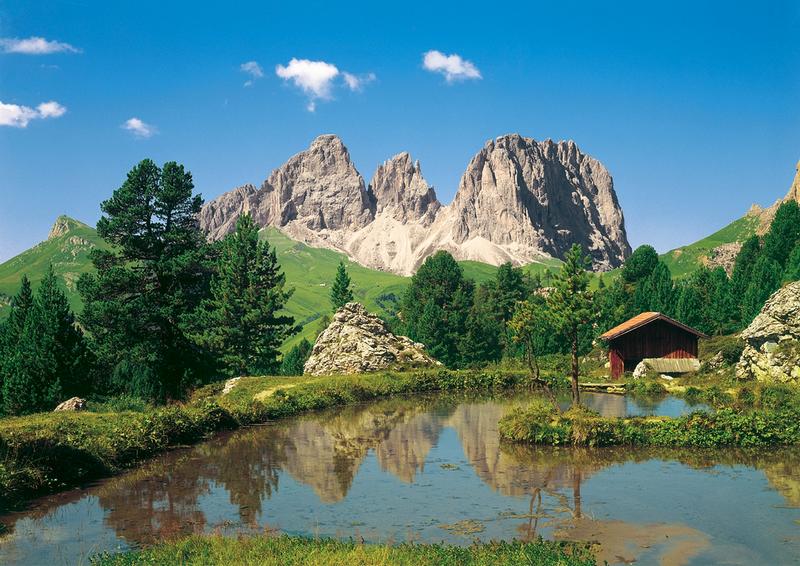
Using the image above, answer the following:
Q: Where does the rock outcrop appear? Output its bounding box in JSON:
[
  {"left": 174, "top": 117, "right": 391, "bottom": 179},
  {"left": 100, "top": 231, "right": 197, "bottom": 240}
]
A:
[
  {"left": 736, "top": 281, "right": 800, "bottom": 383},
  {"left": 54, "top": 397, "right": 87, "bottom": 411},
  {"left": 200, "top": 134, "right": 631, "bottom": 274},
  {"left": 304, "top": 302, "right": 440, "bottom": 375},
  {"left": 370, "top": 152, "right": 441, "bottom": 225},
  {"left": 446, "top": 135, "right": 630, "bottom": 270}
]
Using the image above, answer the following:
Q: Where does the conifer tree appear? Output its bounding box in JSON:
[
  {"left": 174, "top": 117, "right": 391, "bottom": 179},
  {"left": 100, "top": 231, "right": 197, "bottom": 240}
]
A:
[
  {"left": 622, "top": 245, "right": 659, "bottom": 283},
  {"left": 785, "top": 244, "right": 800, "bottom": 282},
  {"left": 0, "top": 276, "right": 34, "bottom": 411},
  {"left": 280, "top": 338, "right": 313, "bottom": 376},
  {"left": 3, "top": 267, "right": 87, "bottom": 415},
  {"left": 548, "top": 244, "right": 593, "bottom": 407},
  {"left": 78, "top": 159, "right": 211, "bottom": 399},
  {"left": 763, "top": 201, "right": 800, "bottom": 269},
  {"left": 192, "top": 214, "right": 295, "bottom": 377},
  {"left": 741, "top": 255, "right": 781, "bottom": 324},
  {"left": 401, "top": 251, "right": 474, "bottom": 367},
  {"left": 330, "top": 261, "right": 354, "bottom": 311}
]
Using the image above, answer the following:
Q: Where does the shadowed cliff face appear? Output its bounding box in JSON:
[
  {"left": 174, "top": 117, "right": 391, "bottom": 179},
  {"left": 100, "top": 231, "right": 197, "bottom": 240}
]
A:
[
  {"left": 3, "top": 393, "right": 799, "bottom": 566},
  {"left": 199, "top": 134, "right": 631, "bottom": 274}
]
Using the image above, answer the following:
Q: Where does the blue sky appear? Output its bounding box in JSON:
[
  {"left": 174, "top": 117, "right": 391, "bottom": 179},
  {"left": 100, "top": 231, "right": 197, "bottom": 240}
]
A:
[{"left": 1, "top": 0, "right": 798, "bottom": 262}]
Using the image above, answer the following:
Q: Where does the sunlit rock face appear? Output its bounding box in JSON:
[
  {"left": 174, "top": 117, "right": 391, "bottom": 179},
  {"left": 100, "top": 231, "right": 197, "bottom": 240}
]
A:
[
  {"left": 199, "top": 134, "right": 631, "bottom": 274},
  {"left": 737, "top": 281, "right": 800, "bottom": 383},
  {"left": 303, "top": 302, "right": 440, "bottom": 375}
]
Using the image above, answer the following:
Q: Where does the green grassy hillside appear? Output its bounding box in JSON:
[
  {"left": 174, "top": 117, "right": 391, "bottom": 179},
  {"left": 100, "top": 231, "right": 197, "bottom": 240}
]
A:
[
  {"left": 0, "top": 216, "right": 109, "bottom": 315},
  {"left": 0, "top": 218, "right": 568, "bottom": 349},
  {"left": 659, "top": 214, "right": 759, "bottom": 278}
]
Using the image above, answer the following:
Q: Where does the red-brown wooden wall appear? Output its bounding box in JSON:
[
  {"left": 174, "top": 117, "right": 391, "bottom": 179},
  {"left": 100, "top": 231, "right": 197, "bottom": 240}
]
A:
[{"left": 607, "top": 319, "right": 699, "bottom": 379}]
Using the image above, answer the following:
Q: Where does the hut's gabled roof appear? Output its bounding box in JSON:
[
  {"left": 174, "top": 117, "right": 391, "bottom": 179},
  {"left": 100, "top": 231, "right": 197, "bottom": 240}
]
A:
[{"left": 600, "top": 312, "right": 707, "bottom": 341}]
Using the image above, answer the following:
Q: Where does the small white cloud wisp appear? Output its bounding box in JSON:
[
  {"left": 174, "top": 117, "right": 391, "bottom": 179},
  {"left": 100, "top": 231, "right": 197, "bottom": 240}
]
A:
[
  {"left": 0, "top": 100, "right": 66, "bottom": 128},
  {"left": 240, "top": 60, "right": 264, "bottom": 87},
  {"left": 423, "top": 50, "right": 481, "bottom": 82},
  {"left": 276, "top": 58, "right": 375, "bottom": 111},
  {"left": 122, "top": 117, "right": 157, "bottom": 139},
  {"left": 0, "top": 36, "right": 81, "bottom": 55}
]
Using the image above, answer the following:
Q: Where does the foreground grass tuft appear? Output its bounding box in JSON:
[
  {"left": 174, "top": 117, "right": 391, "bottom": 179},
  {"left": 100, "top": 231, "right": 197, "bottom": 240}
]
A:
[{"left": 92, "top": 534, "right": 596, "bottom": 566}]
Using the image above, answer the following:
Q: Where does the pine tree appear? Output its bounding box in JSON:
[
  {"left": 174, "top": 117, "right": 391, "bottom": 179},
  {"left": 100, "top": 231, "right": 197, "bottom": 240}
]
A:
[
  {"left": 401, "top": 251, "right": 474, "bottom": 368},
  {"left": 461, "top": 284, "right": 504, "bottom": 365},
  {"left": 730, "top": 235, "right": 761, "bottom": 296},
  {"left": 0, "top": 276, "right": 34, "bottom": 411},
  {"left": 192, "top": 214, "right": 295, "bottom": 377},
  {"left": 548, "top": 244, "right": 593, "bottom": 407},
  {"left": 78, "top": 159, "right": 211, "bottom": 399},
  {"left": 2, "top": 267, "right": 87, "bottom": 415},
  {"left": 741, "top": 255, "right": 782, "bottom": 325},
  {"left": 280, "top": 338, "right": 313, "bottom": 376},
  {"left": 622, "top": 245, "right": 659, "bottom": 283},
  {"left": 330, "top": 261, "right": 354, "bottom": 311},
  {"left": 763, "top": 200, "right": 800, "bottom": 269},
  {"left": 785, "top": 243, "right": 800, "bottom": 282}
]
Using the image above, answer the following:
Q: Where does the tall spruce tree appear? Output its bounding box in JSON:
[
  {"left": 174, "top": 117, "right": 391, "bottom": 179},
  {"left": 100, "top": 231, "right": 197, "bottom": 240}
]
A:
[
  {"left": 330, "top": 261, "right": 354, "bottom": 310},
  {"left": 401, "top": 251, "right": 474, "bottom": 367},
  {"left": 785, "top": 243, "right": 800, "bottom": 282},
  {"left": 280, "top": 338, "right": 313, "bottom": 376},
  {"left": 0, "top": 275, "right": 34, "bottom": 411},
  {"left": 763, "top": 201, "right": 800, "bottom": 269},
  {"left": 78, "top": 159, "right": 211, "bottom": 400},
  {"left": 3, "top": 267, "right": 87, "bottom": 415},
  {"left": 741, "top": 255, "right": 782, "bottom": 324},
  {"left": 191, "top": 214, "right": 295, "bottom": 377},
  {"left": 548, "top": 244, "right": 594, "bottom": 407}
]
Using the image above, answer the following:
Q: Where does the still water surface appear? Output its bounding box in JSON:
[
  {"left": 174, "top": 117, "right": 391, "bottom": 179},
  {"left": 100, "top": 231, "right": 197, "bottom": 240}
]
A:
[{"left": 0, "top": 391, "right": 797, "bottom": 565}]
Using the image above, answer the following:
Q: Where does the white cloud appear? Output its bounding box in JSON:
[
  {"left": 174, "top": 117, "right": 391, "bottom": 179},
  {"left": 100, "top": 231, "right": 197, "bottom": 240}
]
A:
[
  {"left": 122, "top": 117, "right": 156, "bottom": 139},
  {"left": 276, "top": 58, "right": 376, "bottom": 111},
  {"left": 0, "top": 36, "right": 81, "bottom": 55},
  {"left": 36, "top": 101, "right": 66, "bottom": 118},
  {"left": 422, "top": 50, "right": 481, "bottom": 82},
  {"left": 342, "top": 71, "right": 376, "bottom": 92},
  {"left": 0, "top": 100, "right": 67, "bottom": 128},
  {"left": 240, "top": 60, "right": 264, "bottom": 87}
]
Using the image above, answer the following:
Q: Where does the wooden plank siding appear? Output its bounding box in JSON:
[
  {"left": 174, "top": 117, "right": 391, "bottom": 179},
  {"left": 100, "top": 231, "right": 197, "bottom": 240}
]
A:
[{"left": 606, "top": 319, "right": 699, "bottom": 379}]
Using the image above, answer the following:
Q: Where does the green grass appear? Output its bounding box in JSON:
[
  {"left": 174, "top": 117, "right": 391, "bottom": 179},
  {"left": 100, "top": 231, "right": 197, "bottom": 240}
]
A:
[
  {"left": 0, "top": 368, "right": 531, "bottom": 512},
  {"left": 660, "top": 214, "right": 760, "bottom": 278},
  {"left": 498, "top": 404, "right": 800, "bottom": 447},
  {"left": 92, "top": 534, "right": 595, "bottom": 566}
]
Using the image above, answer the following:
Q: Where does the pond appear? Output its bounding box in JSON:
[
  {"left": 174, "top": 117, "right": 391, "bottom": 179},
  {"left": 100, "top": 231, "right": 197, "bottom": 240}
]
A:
[{"left": 0, "top": 391, "right": 797, "bottom": 565}]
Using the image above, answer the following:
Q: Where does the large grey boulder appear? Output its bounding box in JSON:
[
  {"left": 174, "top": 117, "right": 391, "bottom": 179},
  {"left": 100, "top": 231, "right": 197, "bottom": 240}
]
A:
[
  {"left": 304, "top": 302, "right": 440, "bottom": 376},
  {"left": 54, "top": 397, "right": 87, "bottom": 412},
  {"left": 736, "top": 281, "right": 800, "bottom": 383}
]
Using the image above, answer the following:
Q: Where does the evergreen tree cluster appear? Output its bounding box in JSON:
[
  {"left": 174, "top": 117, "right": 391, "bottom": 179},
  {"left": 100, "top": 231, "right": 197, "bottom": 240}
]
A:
[{"left": 1, "top": 160, "right": 297, "bottom": 414}]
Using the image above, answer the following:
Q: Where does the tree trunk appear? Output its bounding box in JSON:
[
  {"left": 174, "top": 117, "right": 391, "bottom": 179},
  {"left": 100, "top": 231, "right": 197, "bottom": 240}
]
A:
[{"left": 571, "top": 326, "right": 580, "bottom": 407}]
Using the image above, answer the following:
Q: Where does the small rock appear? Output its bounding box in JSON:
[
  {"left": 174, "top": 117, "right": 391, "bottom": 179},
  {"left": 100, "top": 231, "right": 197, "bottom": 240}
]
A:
[
  {"left": 222, "top": 376, "right": 243, "bottom": 395},
  {"left": 54, "top": 397, "right": 87, "bottom": 412}
]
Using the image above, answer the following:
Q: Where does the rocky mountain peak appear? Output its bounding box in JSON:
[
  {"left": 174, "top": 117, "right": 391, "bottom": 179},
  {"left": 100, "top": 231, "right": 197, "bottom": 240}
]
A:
[
  {"left": 369, "top": 152, "right": 441, "bottom": 225},
  {"left": 787, "top": 160, "right": 800, "bottom": 204},
  {"left": 257, "top": 134, "right": 374, "bottom": 232},
  {"left": 48, "top": 216, "right": 82, "bottom": 240},
  {"left": 448, "top": 133, "right": 630, "bottom": 269}
]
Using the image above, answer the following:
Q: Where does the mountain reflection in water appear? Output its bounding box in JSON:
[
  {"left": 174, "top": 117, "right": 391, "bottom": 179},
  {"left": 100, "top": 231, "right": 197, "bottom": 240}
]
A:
[{"left": 0, "top": 392, "right": 798, "bottom": 566}]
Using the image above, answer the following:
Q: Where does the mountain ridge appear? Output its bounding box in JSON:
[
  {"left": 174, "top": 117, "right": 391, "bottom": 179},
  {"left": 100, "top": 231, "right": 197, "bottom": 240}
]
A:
[{"left": 200, "top": 133, "right": 631, "bottom": 275}]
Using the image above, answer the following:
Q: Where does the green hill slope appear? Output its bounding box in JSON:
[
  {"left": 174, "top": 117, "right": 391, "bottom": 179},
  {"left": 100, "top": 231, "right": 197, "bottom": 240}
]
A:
[
  {"left": 659, "top": 214, "right": 760, "bottom": 278},
  {"left": 0, "top": 216, "right": 109, "bottom": 314}
]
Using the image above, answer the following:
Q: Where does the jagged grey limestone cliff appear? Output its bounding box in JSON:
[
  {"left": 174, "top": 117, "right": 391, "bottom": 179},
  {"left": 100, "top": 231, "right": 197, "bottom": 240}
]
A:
[
  {"left": 200, "top": 133, "right": 631, "bottom": 274},
  {"left": 304, "top": 302, "right": 440, "bottom": 375},
  {"left": 736, "top": 281, "right": 800, "bottom": 383}
]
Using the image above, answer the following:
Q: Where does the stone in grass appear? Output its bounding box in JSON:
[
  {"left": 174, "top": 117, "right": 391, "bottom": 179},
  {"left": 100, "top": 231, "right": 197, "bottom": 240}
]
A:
[
  {"left": 304, "top": 302, "right": 441, "bottom": 376},
  {"left": 54, "top": 397, "right": 87, "bottom": 412}
]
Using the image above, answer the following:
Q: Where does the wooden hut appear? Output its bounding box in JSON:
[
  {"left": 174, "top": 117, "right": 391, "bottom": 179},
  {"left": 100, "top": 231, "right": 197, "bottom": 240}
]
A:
[{"left": 600, "top": 312, "right": 707, "bottom": 379}]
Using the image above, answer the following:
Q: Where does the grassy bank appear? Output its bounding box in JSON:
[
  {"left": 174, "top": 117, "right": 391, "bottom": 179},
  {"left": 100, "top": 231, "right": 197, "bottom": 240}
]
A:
[
  {"left": 0, "top": 368, "right": 530, "bottom": 512},
  {"left": 498, "top": 398, "right": 800, "bottom": 447},
  {"left": 93, "top": 534, "right": 595, "bottom": 566}
]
